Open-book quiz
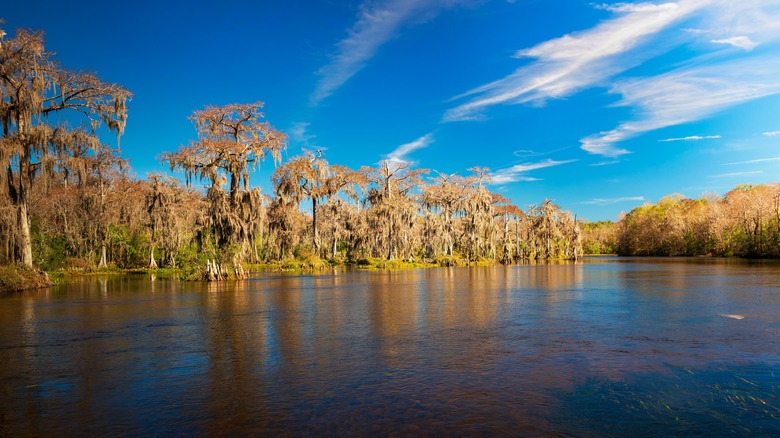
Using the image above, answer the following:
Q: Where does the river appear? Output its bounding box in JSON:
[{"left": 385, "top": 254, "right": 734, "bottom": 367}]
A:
[{"left": 1, "top": 257, "right": 778, "bottom": 435}]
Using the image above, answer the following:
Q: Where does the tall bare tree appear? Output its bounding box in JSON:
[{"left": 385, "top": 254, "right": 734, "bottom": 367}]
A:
[
  {"left": 0, "top": 26, "right": 130, "bottom": 267},
  {"left": 362, "top": 160, "right": 428, "bottom": 260},
  {"left": 271, "top": 150, "right": 360, "bottom": 255},
  {"left": 163, "top": 102, "right": 286, "bottom": 260},
  {"left": 421, "top": 171, "right": 469, "bottom": 257}
]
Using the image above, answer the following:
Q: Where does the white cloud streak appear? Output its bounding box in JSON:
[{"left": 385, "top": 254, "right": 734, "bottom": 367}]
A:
[
  {"left": 763, "top": 131, "right": 780, "bottom": 136},
  {"left": 580, "top": 1, "right": 780, "bottom": 156},
  {"left": 385, "top": 133, "right": 434, "bottom": 165},
  {"left": 711, "top": 36, "right": 758, "bottom": 50},
  {"left": 589, "top": 160, "right": 621, "bottom": 166},
  {"left": 581, "top": 196, "right": 645, "bottom": 206},
  {"left": 288, "top": 122, "right": 315, "bottom": 147},
  {"left": 446, "top": 0, "right": 780, "bottom": 157},
  {"left": 727, "top": 157, "right": 780, "bottom": 165},
  {"left": 490, "top": 158, "right": 576, "bottom": 184},
  {"left": 659, "top": 135, "right": 721, "bottom": 142},
  {"left": 710, "top": 170, "right": 763, "bottom": 178},
  {"left": 444, "top": 0, "right": 704, "bottom": 122},
  {"left": 312, "top": 0, "right": 469, "bottom": 106},
  {"left": 581, "top": 53, "right": 780, "bottom": 156},
  {"left": 596, "top": 2, "right": 680, "bottom": 13}
]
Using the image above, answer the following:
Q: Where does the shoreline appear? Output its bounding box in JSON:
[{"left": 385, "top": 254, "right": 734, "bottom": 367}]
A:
[
  {"left": 0, "top": 266, "right": 55, "bottom": 296},
  {"left": 5, "top": 254, "right": 778, "bottom": 295}
]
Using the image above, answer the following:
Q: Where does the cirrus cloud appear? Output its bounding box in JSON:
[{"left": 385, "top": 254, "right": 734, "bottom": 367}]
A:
[
  {"left": 312, "top": 0, "right": 473, "bottom": 106},
  {"left": 659, "top": 135, "right": 721, "bottom": 142},
  {"left": 444, "top": 0, "right": 704, "bottom": 122},
  {"left": 384, "top": 133, "right": 435, "bottom": 166},
  {"left": 444, "top": 0, "right": 780, "bottom": 158},
  {"left": 581, "top": 196, "right": 645, "bottom": 206},
  {"left": 490, "top": 158, "right": 576, "bottom": 184},
  {"left": 711, "top": 36, "right": 758, "bottom": 51}
]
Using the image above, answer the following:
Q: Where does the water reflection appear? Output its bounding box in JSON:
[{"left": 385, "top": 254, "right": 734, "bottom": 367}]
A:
[{"left": 0, "top": 259, "right": 778, "bottom": 435}]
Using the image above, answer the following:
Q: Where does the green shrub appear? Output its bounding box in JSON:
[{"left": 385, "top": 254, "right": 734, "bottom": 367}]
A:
[{"left": 435, "top": 255, "right": 464, "bottom": 267}]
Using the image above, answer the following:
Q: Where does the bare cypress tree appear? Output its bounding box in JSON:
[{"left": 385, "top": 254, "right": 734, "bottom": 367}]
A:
[
  {"left": 163, "top": 102, "right": 286, "bottom": 263},
  {"left": 271, "top": 150, "right": 360, "bottom": 256},
  {"left": 0, "top": 26, "right": 130, "bottom": 267},
  {"left": 361, "top": 160, "right": 428, "bottom": 260},
  {"left": 421, "top": 171, "right": 469, "bottom": 257}
]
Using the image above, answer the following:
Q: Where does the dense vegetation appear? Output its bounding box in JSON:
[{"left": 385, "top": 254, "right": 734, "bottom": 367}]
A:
[
  {"left": 581, "top": 184, "right": 780, "bottom": 257},
  {"left": 2, "top": 25, "right": 778, "bottom": 283},
  {"left": 618, "top": 186, "right": 780, "bottom": 257},
  {"left": 0, "top": 25, "right": 583, "bottom": 277}
]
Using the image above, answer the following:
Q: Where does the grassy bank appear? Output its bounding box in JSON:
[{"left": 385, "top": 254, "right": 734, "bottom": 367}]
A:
[
  {"left": 0, "top": 265, "right": 54, "bottom": 295},
  {"left": 0, "top": 254, "right": 504, "bottom": 294}
]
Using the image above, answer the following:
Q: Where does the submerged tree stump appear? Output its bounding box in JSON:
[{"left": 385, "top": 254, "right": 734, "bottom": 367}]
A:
[
  {"left": 204, "top": 259, "right": 225, "bottom": 281},
  {"left": 234, "top": 263, "right": 246, "bottom": 279},
  {"left": 203, "top": 259, "right": 246, "bottom": 281}
]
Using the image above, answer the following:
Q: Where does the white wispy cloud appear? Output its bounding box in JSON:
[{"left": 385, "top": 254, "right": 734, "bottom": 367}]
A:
[
  {"left": 726, "top": 157, "right": 780, "bottom": 165},
  {"left": 312, "top": 0, "right": 470, "bottom": 106},
  {"left": 490, "top": 158, "right": 575, "bottom": 184},
  {"left": 288, "top": 122, "right": 315, "bottom": 147},
  {"left": 580, "top": 1, "right": 780, "bottom": 156},
  {"left": 445, "top": 0, "right": 780, "bottom": 157},
  {"left": 444, "top": 0, "right": 703, "bottom": 122},
  {"left": 710, "top": 170, "right": 764, "bottom": 178},
  {"left": 596, "top": 2, "right": 679, "bottom": 14},
  {"left": 659, "top": 135, "right": 721, "bottom": 142},
  {"left": 581, "top": 196, "right": 645, "bottom": 206},
  {"left": 763, "top": 131, "right": 780, "bottom": 136},
  {"left": 589, "top": 160, "right": 621, "bottom": 166},
  {"left": 711, "top": 36, "right": 758, "bottom": 51},
  {"left": 581, "top": 52, "right": 780, "bottom": 156},
  {"left": 512, "top": 149, "right": 537, "bottom": 157},
  {"left": 385, "top": 133, "right": 434, "bottom": 165}
]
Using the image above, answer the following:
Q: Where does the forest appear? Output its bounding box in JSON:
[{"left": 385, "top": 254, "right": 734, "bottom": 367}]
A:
[
  {"left": 590, "top": 185, "right": 780, "bottom": 258},
  {"left": 0, "top": 25, "right": 583, "bottom": 279},
  {"left": 1, "top": 25, "right": 778, "bottom": 282}
]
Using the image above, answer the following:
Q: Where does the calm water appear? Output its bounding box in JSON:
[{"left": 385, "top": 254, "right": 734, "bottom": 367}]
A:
[{"left": 0, "top": 258, "right": 778, "bottom": 436}]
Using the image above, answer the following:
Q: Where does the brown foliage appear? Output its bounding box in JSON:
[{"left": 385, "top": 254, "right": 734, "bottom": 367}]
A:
[
  {"left": 163, "top": 103, "right": 286, "bottom": 262},
  {"left": 0, "top": 25, "right": 130, "bottom": 267}
]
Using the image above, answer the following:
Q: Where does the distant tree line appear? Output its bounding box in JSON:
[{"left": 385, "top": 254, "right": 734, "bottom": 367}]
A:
[
  {"left": 0, "top": 25, "right": 583, "bottom": 272},
  {"left": 581, "top": 184, "right": 780, "bottom": 258}
]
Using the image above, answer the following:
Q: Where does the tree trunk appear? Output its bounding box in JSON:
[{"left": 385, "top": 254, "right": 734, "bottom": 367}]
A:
[
  {"left": 98, "top": 243, "right": 108, "bottom": 268},
  {"left": 503, "top": 214, "right": 509, "bottom": 263},
  {"left": 386, "top": 219, "right": 395, "bottom": 260},
  {"left": 312, "top": 198, "right": 319, "bottom": 254},
  {"left": 18, "top": 202, "right": 33, "bottom": 268},
  {"left": 148, "top": 244, "right": 158, "bottom": 269},
  {"left": 13, "top": 149, "right": 34, "bottom": 268},
  {"left": 167, "top": 249, "right": 177, "bottom": 268}
]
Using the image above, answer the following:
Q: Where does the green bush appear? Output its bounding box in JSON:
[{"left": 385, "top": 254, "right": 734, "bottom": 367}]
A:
[{"left": 435, "top": 255, "right": 464, "bottom": 267}]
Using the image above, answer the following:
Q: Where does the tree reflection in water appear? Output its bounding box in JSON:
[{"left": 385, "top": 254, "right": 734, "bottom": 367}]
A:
[{"left": 0, "top": 259, "right": 778, "bottom": 435}]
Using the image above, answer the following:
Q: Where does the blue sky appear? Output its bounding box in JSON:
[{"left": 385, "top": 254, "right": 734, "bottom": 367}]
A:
[{"left": 4, "top": 0, "right": 780, "bottom": 220}]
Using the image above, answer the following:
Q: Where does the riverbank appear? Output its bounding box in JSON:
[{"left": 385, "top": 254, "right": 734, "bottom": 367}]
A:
[
  {"left": 0, "top": 265, "right": 54, "bottom": 295},
  {"left": 1, "top": 252, "right": 585, "bottom": 293},
  {"left": 0, "top": 254, "right": 497, "bottom": 292},
  {"left": 135, "top": 255, "right": 487, "bottom": 280}
]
